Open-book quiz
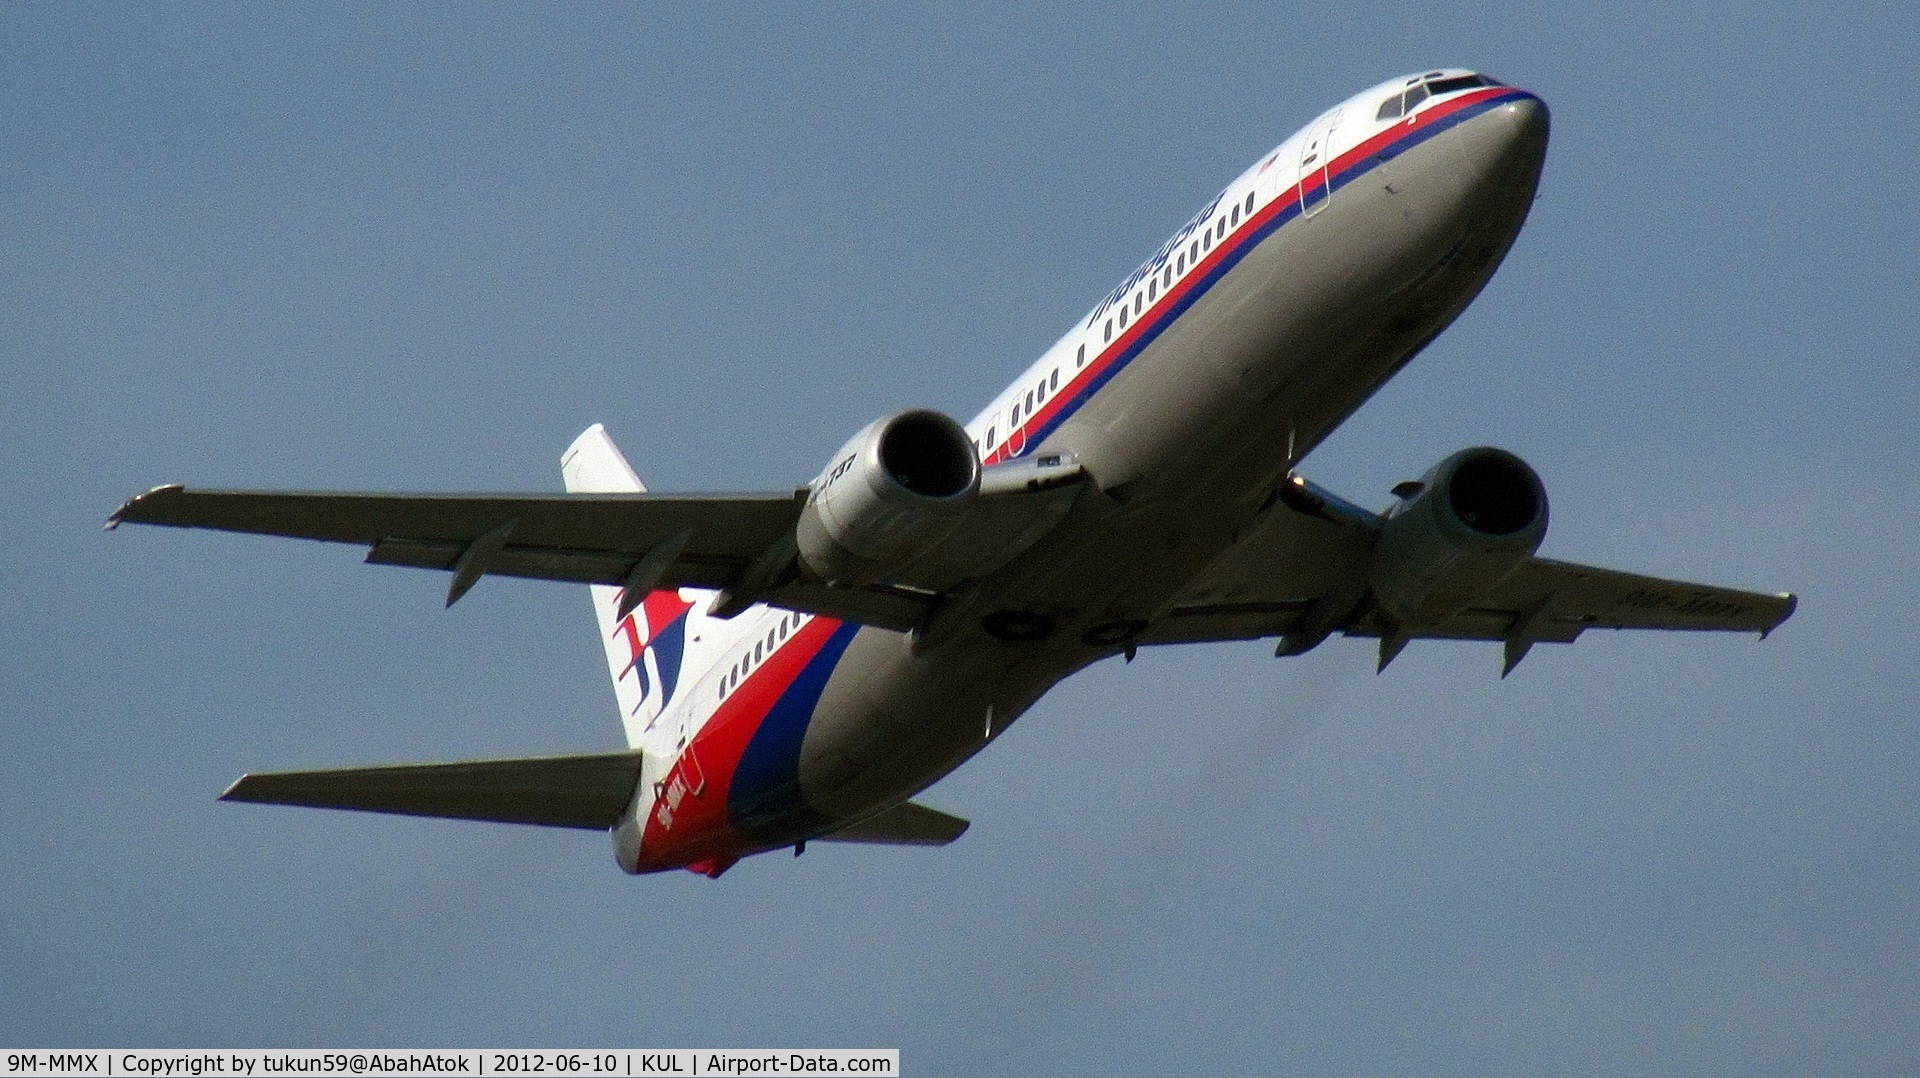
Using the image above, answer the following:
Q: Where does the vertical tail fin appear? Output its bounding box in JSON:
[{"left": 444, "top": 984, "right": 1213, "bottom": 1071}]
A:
[{"left": 562, "top": 425, "right": 697, "bottom": 749}]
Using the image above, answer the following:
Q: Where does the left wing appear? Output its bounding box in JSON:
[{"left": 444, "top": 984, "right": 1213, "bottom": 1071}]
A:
[{"left": 108, "top": 484, "right": 930, "bottom": 631}]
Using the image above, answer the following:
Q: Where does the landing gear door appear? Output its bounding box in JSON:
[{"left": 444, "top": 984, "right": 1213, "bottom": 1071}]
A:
[{"left": 1297, "top": 106, "right": 1343, "bottom": 218}]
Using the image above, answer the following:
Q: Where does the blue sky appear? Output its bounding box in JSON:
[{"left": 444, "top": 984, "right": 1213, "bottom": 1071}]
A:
[{"left": 4, "top": 4, "right": 1917, "bottom": 1073}]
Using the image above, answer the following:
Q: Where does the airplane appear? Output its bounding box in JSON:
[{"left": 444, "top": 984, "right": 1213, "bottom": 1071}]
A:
[{"left": 110, "top": 70, "right": 1795, "bottom": 879}]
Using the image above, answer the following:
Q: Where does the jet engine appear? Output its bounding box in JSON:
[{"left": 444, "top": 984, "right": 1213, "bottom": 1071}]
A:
[
  {"left": 1369, "top": 447, "right": 1548, "bottom": 626},
  {"left": 795, "top": 409, "right": 981, "bottom": 585}
]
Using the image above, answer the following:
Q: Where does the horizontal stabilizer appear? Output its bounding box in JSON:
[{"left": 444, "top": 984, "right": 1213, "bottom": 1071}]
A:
[
  {"left": 220, "top": 751, "right": 645, "bottom": 829},
  {"left": 817, "top": 800, "right": 970, "bottom": 846}
]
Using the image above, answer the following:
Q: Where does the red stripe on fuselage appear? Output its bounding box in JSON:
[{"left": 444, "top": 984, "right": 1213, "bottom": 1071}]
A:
[
  {"left": 634, "top": 614, "right": 845, "bottom": 871},
  {"left": 983, "top": 86, "right": 1526, "bottom": 466}
]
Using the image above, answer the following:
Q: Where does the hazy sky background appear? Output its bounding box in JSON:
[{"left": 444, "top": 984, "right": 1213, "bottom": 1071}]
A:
[{"left": 5, "top": 4, "right": 1916, "bottom": 1073}]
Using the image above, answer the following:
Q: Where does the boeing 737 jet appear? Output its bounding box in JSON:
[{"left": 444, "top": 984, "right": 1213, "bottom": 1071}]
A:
[{"left": 112, "top": 71, "right": 1794, "bottom": 878}]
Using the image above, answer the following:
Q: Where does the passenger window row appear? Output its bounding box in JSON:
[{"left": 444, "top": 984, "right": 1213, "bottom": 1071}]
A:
[
  {"left": 1103, "top": 189, "right": 1252, "bottom": 345},
  {"left": 717, "top": 611, "right": 807, "bottom": 701},
  {"left": 995, "top": 189, "right": 1263, "bottom": 460}
]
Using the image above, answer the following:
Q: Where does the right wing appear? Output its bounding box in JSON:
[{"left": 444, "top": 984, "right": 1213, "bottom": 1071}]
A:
[{"left": 107, "top": 483, "right": 931, "bottom": 631}]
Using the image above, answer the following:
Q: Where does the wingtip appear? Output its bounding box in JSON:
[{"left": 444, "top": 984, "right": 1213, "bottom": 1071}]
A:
[
  {"left": 217, "top": 774, "right": 253, "bottom": 802},
  {"left": 107, "top": 483, "right": 187, "bottom": 530},
  {"left": 1760, "top": 592, "right": 1799, "bottom": 640}
]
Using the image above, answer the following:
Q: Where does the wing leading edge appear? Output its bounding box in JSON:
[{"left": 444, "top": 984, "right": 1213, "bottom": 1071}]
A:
[
  {"left": 1142, "top": 475, "right": 1795, "bottom": 672},
  {"left": 107, "top": 483, "right": 930, "bottom": 631}
]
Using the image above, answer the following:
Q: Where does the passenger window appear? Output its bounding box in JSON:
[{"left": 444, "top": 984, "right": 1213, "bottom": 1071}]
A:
[
  {"left": 1134, "top": 293, "right": 1143, "bottom": 314},
  {"left": 1163, "top": 266, "right": 1172, "bottom": 287},
  {"left": 1025, "top": 390, "right": 1034, "bottom": 410},
  {"left": 1148, "top": 279, "right": 1157, "bottom": 301},
  {"left": 1076, "top": 344, "right": 1085, "bottom": 368},
  {"left": 1245, "top": 192, "right": 1255, "bottom": 214},
  {"left": 1119, "top": 307, "right": 1128, "bottom": 328},
  {"left": 1104, "top": 320, "right": 1112, "bottom": 341},
  {"left": 1050, "top": 369, "right": 1059, "bottom": 390},
  {"left": 1231, "top": 205, "right": 1240, "bottom": 225},
  {"left": 754, "top": 642, "right": 762, "bottom": 662},
  {"left": 1190, "top": 240, "right": 1199, "bottom": 262},
  {"left": 1177, "top": 253, "right": 1185, "bottom": 273},
  {"left": 767, "top": 630, "right": 776, "bottom": 651},
  {"left": 986, "top": 425, "right": 996, "bottom": 445}
]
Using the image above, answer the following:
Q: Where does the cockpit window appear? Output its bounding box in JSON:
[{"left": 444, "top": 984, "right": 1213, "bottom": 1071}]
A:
[
  {"left": 1377, "top": 81, "right": 1431, "bottom": 121},
  {"left": 1426, "top": 74, "right": 1487, "bottom": 96},
  {"left": 1377, "top": 74, "right": 1488, "bottom": 121}
]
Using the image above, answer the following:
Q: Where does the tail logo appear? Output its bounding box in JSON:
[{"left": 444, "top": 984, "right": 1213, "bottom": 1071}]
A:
[{"left": 612, "top": 590, "right": 695, "bottom": 707}]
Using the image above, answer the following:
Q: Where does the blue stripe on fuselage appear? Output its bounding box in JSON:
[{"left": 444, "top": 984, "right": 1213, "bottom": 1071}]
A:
[
  {"left": 726, "top": 622, "right": 862, "bottom": 838},
  {"left": 1013, "top": 90, "right": 1536, "bottom": 456}
]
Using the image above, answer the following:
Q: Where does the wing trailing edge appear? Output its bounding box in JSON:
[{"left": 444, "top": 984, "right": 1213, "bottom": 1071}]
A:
[{"left": 106, "top": 482, "right": 931, "bottom": 631}]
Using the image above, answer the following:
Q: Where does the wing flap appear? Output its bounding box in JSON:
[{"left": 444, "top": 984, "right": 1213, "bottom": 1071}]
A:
[
  {"left": 816, "top": 801, "right": 970, "bottom": 846},
  {"left": 110, "top": 486, "right": 800, "bottom": 567},
  {"left": 1345, "top": 558, "right": 1798, "bottom": 641},
  {"left": 1139, "top": 473, "right": 1794, "bottom": 651},
  {"left": 219, "top": 751, "right": 646, "bottom": 829},
  {"left": 1139, "top": 599, "right": 1319, "bottom": 646},
  {"left": 1498, "top": 557, "right": 1797, "bottom": 634},
  {"left": 109, "top": 484, "right": 935, "bottom": 628},
  {"left": 363, "top": 536, "right": 742, "bottom": 590}
]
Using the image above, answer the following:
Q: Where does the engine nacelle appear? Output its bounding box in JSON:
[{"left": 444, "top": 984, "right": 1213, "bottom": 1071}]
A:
[
  {"left": 1370, "top": 447, "right": 1549, "bottom": 627},
  {"left": 796, "top": 409, "right": 981, "bottom": 585}
]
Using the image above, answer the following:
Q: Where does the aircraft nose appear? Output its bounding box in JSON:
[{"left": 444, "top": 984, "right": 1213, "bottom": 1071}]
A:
[
  {"left": 1464, "top": 92, "right": 1550, "bottom": 177},
  {"left": 1496, "top": 94, "right": 1549, "bottom": 151},
  {"left": 1443, "top": 89, "right": 1551, "bottom": 199}
]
